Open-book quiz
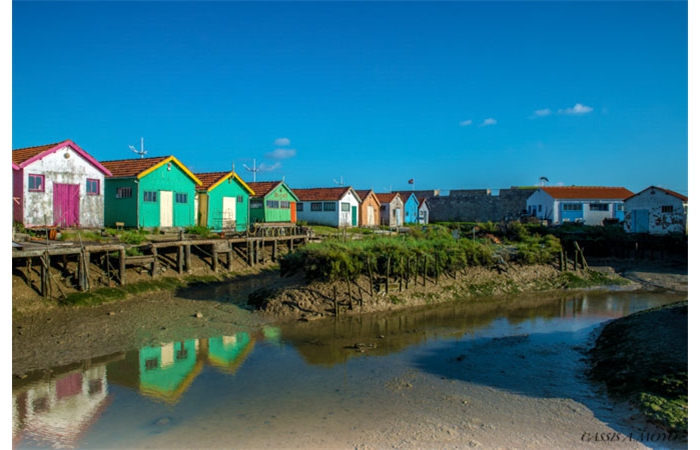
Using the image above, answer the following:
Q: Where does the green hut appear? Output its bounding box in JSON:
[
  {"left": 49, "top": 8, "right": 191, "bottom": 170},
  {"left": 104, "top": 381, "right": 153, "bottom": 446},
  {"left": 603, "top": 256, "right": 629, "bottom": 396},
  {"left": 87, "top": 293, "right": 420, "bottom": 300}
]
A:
[
  {"left": 246, "top": 181, "right": 300, "bottom": 224},
  {"left": 195, "top": 171, "right": 255, "bottom": 232},
  {"left": 101, "top": 156, "right": 202, "bottom": 229}
]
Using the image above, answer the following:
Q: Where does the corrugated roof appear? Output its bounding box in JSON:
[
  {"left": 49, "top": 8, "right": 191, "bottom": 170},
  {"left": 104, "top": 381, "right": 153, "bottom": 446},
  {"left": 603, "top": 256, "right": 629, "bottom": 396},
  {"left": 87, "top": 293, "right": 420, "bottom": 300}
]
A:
[
  {"left": 540, "top": 186, "right": 634, "bottom": 200},
  {"left": 293, "top": 187, "right": 352, "bottom": 201}
]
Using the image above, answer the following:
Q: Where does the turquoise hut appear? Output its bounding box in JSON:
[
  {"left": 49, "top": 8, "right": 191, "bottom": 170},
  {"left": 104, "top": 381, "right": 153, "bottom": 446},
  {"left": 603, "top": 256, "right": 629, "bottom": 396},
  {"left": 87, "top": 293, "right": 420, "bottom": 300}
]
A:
[
  {"left": 101, "top": 156, "right": 202, "bottom": 229},
  {"left": 195, "top": 171, "right": 255, "bottom": 232}
]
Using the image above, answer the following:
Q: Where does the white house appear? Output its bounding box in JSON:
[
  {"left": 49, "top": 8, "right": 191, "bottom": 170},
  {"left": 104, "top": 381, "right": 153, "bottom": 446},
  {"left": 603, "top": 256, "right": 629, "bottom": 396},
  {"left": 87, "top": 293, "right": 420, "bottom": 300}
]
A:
[
  {"left": 526, "top": 186, "right": 634, "bottom": 226},
  {"left": 417, "top": 197, "right": 430, "bottom": 225},
  {"left": 294, "top": 187, "right": 361, "bottom": 227},
  {"left": 624, "top": 186, "right": 687, "bottom": 235},
  {"left": 12, "top": 140, "right": 112, "bottom": 228}
]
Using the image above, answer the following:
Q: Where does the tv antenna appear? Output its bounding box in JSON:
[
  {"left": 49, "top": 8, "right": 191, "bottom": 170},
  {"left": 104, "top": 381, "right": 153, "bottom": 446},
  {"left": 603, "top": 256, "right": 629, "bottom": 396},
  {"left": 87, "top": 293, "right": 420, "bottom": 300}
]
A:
[
  {"left": 333, "top": 176, "right": 344, "bottom": 186},
  {"left": 539, "top": 176, "right": 549, "bottom": 187},
  {"left": 243, "top": 158, "right": 260, "bottom": 182},
  {"left": 129, "top": 138, "right": 148, "bottom": 158}
]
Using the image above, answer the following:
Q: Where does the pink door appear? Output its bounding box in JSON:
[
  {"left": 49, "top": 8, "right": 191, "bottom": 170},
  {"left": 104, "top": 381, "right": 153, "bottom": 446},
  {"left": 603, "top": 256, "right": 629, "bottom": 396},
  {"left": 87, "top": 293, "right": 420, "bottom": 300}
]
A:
[{"left": 53, "top": 183, "right": 80, "bottom": 227}]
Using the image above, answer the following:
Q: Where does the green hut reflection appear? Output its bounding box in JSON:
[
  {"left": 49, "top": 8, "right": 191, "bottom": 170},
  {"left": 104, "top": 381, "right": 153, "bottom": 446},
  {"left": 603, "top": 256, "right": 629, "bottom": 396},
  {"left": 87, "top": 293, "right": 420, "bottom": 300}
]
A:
[{"left": 207, "top": 333, "right": 254, "bottom": 374}]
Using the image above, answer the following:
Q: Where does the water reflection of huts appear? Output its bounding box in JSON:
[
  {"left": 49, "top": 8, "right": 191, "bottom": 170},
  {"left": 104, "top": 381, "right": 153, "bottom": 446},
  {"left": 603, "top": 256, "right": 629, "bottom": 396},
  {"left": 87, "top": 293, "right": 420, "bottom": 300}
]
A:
[
  {"left": 12, "top": 332, "right": 259, "bottom": 447},
  {"left": 12, "top": 365, "right": 113, "bottom": 448},
  {"left": 107, "top": 333, "right": 255, "bottom": 404}
]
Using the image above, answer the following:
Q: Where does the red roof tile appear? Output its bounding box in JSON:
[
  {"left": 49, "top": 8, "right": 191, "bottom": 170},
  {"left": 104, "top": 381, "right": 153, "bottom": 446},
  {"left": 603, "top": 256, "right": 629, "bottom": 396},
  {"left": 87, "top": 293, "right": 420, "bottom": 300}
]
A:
[
  {"left": 650, "top": 186, "right": 688, "bottom": 202},
  {"left": 101, "top": 156, "right": 171, "bottom": 178},
  {"left": 293, "top": 187, "right": 352, "bottom": 201},
  {"left": 540, "top": 186, "right": 634, "bottom": 200},
  {"left": 195, "top": 172, "right": 231, "bottom": 190},
  {"left": 12, "top": 142, "right": 65, "bottom": 165},
  {"left": 13, "top": 140, "right": 112, "bottom": 176},
  {"left": 375, "top": 192, "right": 402, "bottom": 204},
  {"left": 247, "top": 181, "right": 283, "bottom": 198}
]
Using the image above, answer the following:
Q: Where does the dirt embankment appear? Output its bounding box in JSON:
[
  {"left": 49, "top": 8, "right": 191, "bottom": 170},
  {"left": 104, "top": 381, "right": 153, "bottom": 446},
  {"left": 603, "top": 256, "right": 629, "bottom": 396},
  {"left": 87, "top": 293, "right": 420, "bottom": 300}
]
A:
[
  {"left": 246, "top": 259, "right": 678, "bottom": 322},
  {"left": 12, "top": 256, "right": 687, "bottom": 379},
  {"left": 588, "top": 301, "right": 688, "bottom": 435}
]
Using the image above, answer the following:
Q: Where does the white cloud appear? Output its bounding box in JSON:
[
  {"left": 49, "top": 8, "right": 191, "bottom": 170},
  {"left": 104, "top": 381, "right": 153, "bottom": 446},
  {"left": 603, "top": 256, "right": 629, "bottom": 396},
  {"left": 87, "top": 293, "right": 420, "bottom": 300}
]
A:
[
  {"left": 559, "top": 103, "right": 593, "bottom": 115},
  {"left": 533, "top": 108, "right": 552, "bottom": 117},
  {"left": 274, "top": 137, "right": 291, "bottom": 146},
  {"left": 459, "top": 119, "right": 473, "bottom": 126},
  {"left": 480, "top": 118, "right": 497, "bottom": 126},
  {"left": 266, "top": 148, "right": 297, "bottom": 160},
  {"left": 258, "top": 162, "right": 282, "bottom": 172}
]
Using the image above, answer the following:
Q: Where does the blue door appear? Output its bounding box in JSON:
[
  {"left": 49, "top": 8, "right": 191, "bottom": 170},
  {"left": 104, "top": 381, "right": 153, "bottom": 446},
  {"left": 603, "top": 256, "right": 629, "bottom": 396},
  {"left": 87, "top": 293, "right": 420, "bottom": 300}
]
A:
[{"left": 631, "top": 210, "right": 649, "bottom": 233}]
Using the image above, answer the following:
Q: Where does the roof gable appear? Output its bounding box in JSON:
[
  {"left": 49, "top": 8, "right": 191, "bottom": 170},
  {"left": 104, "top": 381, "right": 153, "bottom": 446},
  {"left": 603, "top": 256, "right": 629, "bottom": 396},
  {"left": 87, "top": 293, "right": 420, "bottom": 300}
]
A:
[
  {"left": 195, "top": 171, "right": 255, "bottom": 195},
  {"left": 12, "top": 140, "right": 112, "bottom": 176},
  {"left": 247, "top": 181, "right": 299, "bottom": 201},
  {"left": 293, "top": 187, "right": 359, "bottom": 203},
  {"left": 540, "top": 186, "right": 634, "bottom": 200},
  {"left": 629, "top": 186, "right": 688, "bottom": 203},
  {"left": 355, "top": 189, "right": 380, "bottom": 205},
  {"left": 101, "top": 156, "right": 201, "bottom": 185},
  {"left": 376, "top": 192, "right": 403, "bottom": 204}
]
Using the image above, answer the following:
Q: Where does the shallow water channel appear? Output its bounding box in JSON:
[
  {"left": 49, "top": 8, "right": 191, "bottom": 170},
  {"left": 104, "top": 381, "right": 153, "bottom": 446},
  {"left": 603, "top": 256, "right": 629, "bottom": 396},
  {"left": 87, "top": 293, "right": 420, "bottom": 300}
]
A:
[{"left": 13, "top": 290, "right": 687, "bottom": 449}]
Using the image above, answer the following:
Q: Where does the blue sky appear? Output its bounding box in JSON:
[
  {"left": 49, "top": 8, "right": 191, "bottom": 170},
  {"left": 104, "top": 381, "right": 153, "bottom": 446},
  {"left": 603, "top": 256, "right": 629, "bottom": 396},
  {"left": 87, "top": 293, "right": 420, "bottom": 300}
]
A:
[{"left": 11, "top": 1, "right": 689, "bottom": 195}]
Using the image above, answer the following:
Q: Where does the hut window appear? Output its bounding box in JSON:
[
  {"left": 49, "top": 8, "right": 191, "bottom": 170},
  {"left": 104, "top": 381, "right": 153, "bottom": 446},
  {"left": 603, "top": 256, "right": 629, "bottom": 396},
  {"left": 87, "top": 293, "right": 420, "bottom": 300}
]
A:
[
  {"left": 280, "top": 201, "right": 290, "bottom": 209},
  {"left": 311, "top": 202, "right": 322, "bottom": 211},
  {"left": 251, "top": 199, "right": 263, "bottom": 209},
  {"left": 176, "top": 193, "right": 188, "bottom": 203},
  {"left": 661, "top": 205, "right": 674, "bottom": 213},
  {"left": 86, "top": 178, "right": 100, "bottom": 195},
  {"left": 341, "top": 202, "right": 350, "bottom": 212},
  {"left": 143, "top": 191, "right": 157, "bottom": 202},
  {"left": 28, "top": 174, "right": 44, "bottom": 192},
  {"left": 116, "top": 187, "right": 133, "bottom": 199},
  {"left": 237, "top": 196, "right": 243, "bottom": 203},
  {"left": 267, "top": 200, "right": 280, "bottom": 209},
  {"left": 323, "top": 202, "right": 336, "bottom": 212},
  {"left": 562, "top": 203, "right": 582, "bottom": 211},
  {"left": 297, "top": 202, "right": 304, "bottom": 211},
  {"left": 589, "top": 203, "right": 609, "bottom": 211}
]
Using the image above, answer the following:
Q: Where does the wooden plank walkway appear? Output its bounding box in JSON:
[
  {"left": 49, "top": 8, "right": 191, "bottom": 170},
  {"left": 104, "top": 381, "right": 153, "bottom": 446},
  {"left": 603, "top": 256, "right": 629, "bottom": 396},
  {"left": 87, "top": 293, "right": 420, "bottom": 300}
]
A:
[{"left": 12, "top": 228, "right": 310, "bottom": 298}]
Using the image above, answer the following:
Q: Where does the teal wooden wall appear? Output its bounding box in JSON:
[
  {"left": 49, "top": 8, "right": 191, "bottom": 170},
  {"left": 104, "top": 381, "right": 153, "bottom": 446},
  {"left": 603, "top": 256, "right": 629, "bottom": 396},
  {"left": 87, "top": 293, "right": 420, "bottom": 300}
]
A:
[
  {"left": 104, "top": 163, "right": 198, "bottom": 229},
  {"left": 104, "top": 178, "right": 139, "bottom": 227},
  {"left": 205, "top": 178, "right": 250, "bottom": 231},
  {"left": 250, "top": 184, "right": 297, "bottom": 223},
  {"left": 139, "top": 164, "right": 197, "bottom": 228}
]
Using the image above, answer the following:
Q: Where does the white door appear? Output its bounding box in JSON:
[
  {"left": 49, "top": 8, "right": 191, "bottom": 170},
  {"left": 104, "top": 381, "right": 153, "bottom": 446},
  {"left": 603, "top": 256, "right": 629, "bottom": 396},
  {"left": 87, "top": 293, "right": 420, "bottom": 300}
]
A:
[
  {"left": 160, "top": 191, "right": 173, "bottom": 227},
  {"left": 222, "top": 196, "right": 236, "bottom": 229},
  {"left": 367, "top": 206, "right": 375, "bottom": 226}
]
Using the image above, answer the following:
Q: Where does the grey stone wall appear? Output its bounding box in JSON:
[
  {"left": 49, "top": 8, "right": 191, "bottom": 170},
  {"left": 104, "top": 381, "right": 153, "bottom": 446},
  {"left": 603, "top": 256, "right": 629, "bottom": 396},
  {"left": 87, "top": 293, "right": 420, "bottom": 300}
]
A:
[{"left": 427, "top": 187, "right": 537, "bottom": 223}]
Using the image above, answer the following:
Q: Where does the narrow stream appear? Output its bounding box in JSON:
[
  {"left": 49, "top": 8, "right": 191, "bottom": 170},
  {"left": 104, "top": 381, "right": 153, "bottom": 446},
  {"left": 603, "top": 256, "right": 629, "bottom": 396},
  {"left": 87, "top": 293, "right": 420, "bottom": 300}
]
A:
[{"left": 12, "top": 291, "right": 687, "bottom": 449}]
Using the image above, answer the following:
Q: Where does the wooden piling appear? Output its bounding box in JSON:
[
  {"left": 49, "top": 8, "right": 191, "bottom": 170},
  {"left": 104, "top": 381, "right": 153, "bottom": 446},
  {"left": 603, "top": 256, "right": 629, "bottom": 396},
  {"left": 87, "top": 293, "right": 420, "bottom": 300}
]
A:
[
  {"left": 185, "top": 244, "right": 192, "bottom": 273},
  {"left": 119, "top": 248, "right": 126, "bottom": 286},
  {"left": 177, "top": 245, "right": 184, "bottom": 274},
  {"left": 151, "top": 246, "right": 157, "bottom": 278}
]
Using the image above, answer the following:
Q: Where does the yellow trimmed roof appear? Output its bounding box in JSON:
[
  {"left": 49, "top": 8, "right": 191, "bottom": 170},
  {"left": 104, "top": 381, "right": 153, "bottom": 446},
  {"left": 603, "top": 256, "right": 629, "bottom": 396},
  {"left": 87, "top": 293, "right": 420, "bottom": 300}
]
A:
[{"left": 101, "top": 156, "right": 202, "bottom": 185}]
